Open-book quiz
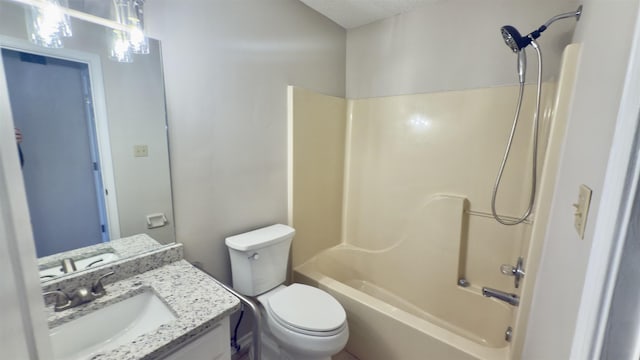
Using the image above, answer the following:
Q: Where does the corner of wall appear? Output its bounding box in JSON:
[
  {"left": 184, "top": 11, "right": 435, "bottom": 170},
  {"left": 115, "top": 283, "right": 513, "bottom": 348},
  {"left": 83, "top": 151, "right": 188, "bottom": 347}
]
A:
[{"left": 289, "top": 87, "right": 347, "bottom": 268}]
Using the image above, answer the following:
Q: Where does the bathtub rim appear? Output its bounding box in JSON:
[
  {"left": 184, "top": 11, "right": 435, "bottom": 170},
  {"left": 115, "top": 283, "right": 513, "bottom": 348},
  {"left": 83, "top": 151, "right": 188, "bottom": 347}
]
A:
[{"left": 294, "top": 261, "right": 510, "bottom": 360}]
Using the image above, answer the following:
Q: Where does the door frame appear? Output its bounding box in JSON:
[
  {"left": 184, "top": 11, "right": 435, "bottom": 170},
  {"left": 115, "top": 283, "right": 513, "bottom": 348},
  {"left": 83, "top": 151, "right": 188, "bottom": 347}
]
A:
[{"left": 0, "top": 41, "right": 52, "bottom": 360}]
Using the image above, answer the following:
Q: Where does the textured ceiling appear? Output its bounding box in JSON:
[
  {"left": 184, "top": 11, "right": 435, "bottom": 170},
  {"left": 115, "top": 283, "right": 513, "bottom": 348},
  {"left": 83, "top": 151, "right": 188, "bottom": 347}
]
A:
[{"left": 299, "top": 0, "right": 440, "bottom": 29}]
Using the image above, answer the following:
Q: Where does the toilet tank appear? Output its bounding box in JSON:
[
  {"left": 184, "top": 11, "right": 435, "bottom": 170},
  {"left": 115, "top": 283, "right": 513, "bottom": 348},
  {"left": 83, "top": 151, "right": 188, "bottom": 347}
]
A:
[{"left": 225, "top": 224, "right": 295, "bottom": 296}]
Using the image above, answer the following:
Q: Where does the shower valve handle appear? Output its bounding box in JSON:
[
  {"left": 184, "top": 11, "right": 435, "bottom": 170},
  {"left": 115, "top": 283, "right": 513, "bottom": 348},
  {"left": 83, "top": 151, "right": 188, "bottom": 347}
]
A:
[{"left": 500, "top": 257, "right": 525, "bottom": 289}]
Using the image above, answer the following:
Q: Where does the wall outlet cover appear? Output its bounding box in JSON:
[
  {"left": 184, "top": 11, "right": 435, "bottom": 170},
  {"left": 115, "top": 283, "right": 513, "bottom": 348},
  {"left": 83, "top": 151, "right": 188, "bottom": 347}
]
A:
[
  {"left": 573, "top": 184, "right": 593, "bottom": 239},
  {"left": 134, "top": 145, "right": 148, "bottom": 157}
]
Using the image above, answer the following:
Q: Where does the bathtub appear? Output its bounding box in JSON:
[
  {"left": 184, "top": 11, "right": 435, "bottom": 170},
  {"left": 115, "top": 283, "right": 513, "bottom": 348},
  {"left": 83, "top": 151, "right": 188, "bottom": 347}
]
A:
[{"left": 293, "top": 195, "right": 513, "bottom": 360}]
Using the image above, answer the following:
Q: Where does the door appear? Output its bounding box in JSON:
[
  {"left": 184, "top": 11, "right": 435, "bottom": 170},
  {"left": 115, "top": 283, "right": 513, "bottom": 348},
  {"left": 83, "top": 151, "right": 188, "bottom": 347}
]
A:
[{"left": 2, "top": 49, "right": 108, "bottom": 257}]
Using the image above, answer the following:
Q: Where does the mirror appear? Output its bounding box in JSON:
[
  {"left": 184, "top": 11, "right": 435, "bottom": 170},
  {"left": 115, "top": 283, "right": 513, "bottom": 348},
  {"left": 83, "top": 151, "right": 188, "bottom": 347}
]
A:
[{"left": 0, "top": 1, "right": 176, "bottom": 279}]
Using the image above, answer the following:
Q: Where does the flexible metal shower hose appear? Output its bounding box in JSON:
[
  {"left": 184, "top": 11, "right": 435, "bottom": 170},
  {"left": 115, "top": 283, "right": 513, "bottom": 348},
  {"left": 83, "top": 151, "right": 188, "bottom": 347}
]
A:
[{"left": 491, "top": 40, "right": 543, "bottom": 225}]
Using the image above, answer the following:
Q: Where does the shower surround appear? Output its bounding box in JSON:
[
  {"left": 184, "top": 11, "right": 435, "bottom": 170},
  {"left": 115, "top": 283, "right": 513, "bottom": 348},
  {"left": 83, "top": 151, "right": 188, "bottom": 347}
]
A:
[{"left": 288, "top": 44, "right": 578, "bottom": 360}]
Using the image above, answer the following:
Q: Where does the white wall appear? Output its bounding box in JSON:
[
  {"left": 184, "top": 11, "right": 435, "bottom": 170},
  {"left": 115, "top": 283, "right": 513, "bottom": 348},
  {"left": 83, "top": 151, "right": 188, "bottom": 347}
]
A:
[
  {"left": 145, "top": 0, "right": 346, "bottom": 283},
  {"left": 523, "top": 1, "right": 640, "bottom": 359},
  {"left": 599, "top": 187, "right": 640, "bottom": 359},
  {"left": 346, "top": 0, "right": 579, "bottom": 98}
]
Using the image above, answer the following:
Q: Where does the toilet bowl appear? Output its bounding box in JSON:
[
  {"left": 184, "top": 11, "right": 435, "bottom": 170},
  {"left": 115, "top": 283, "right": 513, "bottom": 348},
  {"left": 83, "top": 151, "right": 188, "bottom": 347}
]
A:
[
  {"left": 225, "top": 224, "right": 349, "bottom": 360},
  {"left": 257, "top": 284, "right": 349, "bottom": 360}
]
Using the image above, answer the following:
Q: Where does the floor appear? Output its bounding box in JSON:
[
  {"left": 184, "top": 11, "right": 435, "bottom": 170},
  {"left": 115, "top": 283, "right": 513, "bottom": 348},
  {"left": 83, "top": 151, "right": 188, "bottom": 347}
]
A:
[
  {"left": 333, "top": 351, "right": 360, "bottom": 360},
  {"left": 236, "top": 350, "right": 359, "bottom": 360}
]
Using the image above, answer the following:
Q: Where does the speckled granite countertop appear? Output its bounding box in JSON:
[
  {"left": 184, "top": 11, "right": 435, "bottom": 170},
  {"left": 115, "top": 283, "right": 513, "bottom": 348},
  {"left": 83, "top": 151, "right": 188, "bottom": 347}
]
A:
[
  {"left": 42, "top": 243, "right": 183, "bottom": 295},
  {"left": 39, "top": 234, "right": 164, "bottom": 273},
  {"left": 46, "top": 260, "right": 241, "bottom": 360}
]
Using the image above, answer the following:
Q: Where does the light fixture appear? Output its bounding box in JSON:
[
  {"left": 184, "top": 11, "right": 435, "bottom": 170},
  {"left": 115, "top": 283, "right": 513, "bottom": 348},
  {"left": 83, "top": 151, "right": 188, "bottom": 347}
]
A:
[
  {"left": 11, "top": 0, "right": 150, "bottom": 62},
  {"left": 109, "top": 0, "right": 149, "bottom": 63},
  {"left": 109, "top": 30, "right": 133, "bottom": 63},
  {"left": 109, "top": 0, "right": 133, "bottom": 63},
  {"left": 129, "top": 0, "right": 149, "bottom": 54},
  {"left": 25, "top": 0, "right": 72, "bottom": 48}
]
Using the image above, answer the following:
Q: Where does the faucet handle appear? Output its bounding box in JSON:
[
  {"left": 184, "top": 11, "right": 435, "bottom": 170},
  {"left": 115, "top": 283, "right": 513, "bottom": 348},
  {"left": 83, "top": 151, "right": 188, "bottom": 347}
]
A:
[
  {"left": 500, "top": 256, "right": 526, "bottom": 288},
  {"left": 61, "top": 258, "right": 77, "bottom": 274},
  {"left": 43, "top": 290, "right": 71, "bottom": 310},
  {"left": 91, "top": 271, "right": 115, "bottom": 297}
]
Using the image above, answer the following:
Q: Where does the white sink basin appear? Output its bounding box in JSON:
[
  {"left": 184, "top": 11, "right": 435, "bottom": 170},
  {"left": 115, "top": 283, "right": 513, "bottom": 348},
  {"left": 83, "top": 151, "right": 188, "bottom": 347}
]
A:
[
  {"left": 40, "top": 253, "right": 120, "bottom": 281},
  {"left": 50, "top": 290, "right": 176, "bottom": 360}
]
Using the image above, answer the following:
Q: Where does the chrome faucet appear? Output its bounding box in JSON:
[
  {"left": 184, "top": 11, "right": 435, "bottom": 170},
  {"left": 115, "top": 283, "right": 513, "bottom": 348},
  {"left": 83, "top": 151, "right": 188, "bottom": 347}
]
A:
[
  {"left": 43, "top": 271, "right": 114, "bottom": 312},
  {"left": 482, "top": 287, "right": 519, "bottom": 306},
  {"left": 61, "top": 258, "right": 77, "bottom": 273}
]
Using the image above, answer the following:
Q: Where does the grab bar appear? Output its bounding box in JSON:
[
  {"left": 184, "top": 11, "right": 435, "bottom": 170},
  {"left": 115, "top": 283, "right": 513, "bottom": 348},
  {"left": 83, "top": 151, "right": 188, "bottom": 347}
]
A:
[
  {"left": 208, "top": 276, "right": 262, "bottom": 360},
  {"left": 192, "top": 263, "right": 262, "bottom": 360},
  {"left": 464, "top": 209, "right": 533, "bottom": 224}
]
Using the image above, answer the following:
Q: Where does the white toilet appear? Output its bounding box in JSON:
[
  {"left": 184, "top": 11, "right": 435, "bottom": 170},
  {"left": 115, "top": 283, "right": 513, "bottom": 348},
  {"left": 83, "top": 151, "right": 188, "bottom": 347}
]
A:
[{"left": 225, "top": 224, "right": 349, "bottom": 360}]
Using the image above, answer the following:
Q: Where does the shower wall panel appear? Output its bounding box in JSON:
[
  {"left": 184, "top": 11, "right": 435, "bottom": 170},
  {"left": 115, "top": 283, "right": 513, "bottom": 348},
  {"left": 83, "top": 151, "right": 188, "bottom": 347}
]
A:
[
  {"left": 287, "top": 86, "right": 347, "bottom": 268},
  {"left": 343, "top": 84, "right": 556, "bottom": 288}
]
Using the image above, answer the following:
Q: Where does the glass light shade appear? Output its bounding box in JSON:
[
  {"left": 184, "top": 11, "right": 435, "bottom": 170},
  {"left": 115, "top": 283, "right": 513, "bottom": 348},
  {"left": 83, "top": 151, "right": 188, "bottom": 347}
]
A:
[
  {"left": 129, "top": 26, "right": 149, "bottom": 54},
  {"left": 109, "top": 0, "right": 133, "bottom": 63},
  {"left": 26, "top": 0, "right": 72, "bottom": 49},
  {"left": 109, "top": 30, "right": 133, "bottom": 63},
  {"left": 130, "top": 0, "right": 149, "bottom": 54},
  {"left": 58, "top": 0, "right": 72, "bottom": 37}
]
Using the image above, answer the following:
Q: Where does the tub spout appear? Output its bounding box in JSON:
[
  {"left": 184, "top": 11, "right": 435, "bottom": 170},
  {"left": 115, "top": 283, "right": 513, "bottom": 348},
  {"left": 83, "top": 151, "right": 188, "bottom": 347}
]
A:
[{"left": 482, "top": 287, "right": 519, "bottom": 306}]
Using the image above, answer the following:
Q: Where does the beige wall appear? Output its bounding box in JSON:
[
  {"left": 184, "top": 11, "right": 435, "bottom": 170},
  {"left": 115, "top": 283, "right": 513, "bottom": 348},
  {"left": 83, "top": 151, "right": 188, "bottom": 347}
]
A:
[
  {"left": 290, "top": 83, "right": 554, "bottom": 287},
  {"left": 523, "top": 1, "right": 640, "bottom": 358},
  {"left": 510, "top": 43, "right": 581, "bottom": 358},
  {"left": 346, "top": 0, "right": 579, "bottom": 98},
  {"left": 287, "top": 87, "right": 347, "bottom": 268},
  {"left": 289, "top": 77, "right": 572, "bottom": 357},
  {"left": 343, "top": 84, "right": 555, "bottom": 289},
  {"left": 145, "top": 0, "right": 346, "bottom": 283},
  {"left": 289, "top": 46, "right": 586, "bottom": 358}
]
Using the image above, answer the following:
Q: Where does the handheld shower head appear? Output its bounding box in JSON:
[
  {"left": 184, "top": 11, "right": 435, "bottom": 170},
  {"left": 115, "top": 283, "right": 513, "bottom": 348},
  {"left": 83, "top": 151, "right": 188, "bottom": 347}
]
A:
[
  {"left": 500, "top": 28, "right": 533, "bottom": 84},
  {"left": 517, "top": 50, "right": 526, "bottom": 84},
  {"left": 500, "top": 5, "right": 582, "bottom": 52},
  {"left": 500, "top": 26, "right": 531, "bottom": 53}
]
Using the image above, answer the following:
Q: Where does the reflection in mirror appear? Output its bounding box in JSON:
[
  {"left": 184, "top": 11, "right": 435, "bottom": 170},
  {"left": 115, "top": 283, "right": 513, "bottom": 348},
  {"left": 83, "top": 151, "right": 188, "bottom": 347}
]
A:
[
  {"left": 4, "top": 48, "right": 114, "bottom": 256},
  {"left": 0, "top": 0, "right": 176, "bottom": 277},
  {"left": 38, "top": 233, "right": 164, "bottom": 282}
]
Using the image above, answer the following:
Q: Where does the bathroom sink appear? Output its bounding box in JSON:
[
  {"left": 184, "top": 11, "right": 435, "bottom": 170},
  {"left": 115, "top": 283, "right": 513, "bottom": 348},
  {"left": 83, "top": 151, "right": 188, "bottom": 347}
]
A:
[
  {"left": 40, "top": 252, "right": 120, "bottom": 280},
  {"left": 49, "top": 290, "right": 176, "bottom": 360}
]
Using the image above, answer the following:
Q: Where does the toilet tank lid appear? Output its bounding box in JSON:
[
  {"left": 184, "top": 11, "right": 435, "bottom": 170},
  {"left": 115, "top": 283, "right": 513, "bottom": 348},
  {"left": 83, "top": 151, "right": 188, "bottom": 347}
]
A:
[{"left": 225, "top": 224, "right": 295, "bottom": 251}]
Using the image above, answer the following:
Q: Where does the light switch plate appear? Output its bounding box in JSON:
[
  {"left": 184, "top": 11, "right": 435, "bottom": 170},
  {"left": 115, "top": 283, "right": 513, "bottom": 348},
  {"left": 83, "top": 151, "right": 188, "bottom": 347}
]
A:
[
  {"left": 573, "top": 184, "right": 592, "bottom": 239},
  {"left": 134, "top": 145, "right": 148, "bottom": 157}
]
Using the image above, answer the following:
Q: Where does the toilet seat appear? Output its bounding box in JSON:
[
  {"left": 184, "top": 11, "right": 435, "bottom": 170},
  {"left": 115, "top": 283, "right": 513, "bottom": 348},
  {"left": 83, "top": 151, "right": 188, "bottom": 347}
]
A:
[{"left": 265, "top": 284, "right": 346, "bottom": 337}]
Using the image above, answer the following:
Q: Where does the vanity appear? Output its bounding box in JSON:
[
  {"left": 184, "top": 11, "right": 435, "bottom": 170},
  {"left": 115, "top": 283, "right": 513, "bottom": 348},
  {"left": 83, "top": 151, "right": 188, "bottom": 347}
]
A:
[{"left": 41, "top": 237, "right": 240, "bottom": 360}]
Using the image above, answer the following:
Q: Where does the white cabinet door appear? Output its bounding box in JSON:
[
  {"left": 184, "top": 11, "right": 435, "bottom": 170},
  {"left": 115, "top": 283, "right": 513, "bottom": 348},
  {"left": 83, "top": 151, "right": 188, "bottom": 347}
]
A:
[{"left": 162, "top": 317, "right": 230, "bottom": 360}]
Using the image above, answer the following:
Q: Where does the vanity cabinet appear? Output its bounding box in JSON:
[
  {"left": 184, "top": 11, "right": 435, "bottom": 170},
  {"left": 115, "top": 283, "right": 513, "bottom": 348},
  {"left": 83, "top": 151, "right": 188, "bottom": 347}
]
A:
[
  {"left": 42, "top": 260, "right": 240, "bottom": 359},
  {"left": 161, "top": 317, "right": 231, "bottom": 360}
]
